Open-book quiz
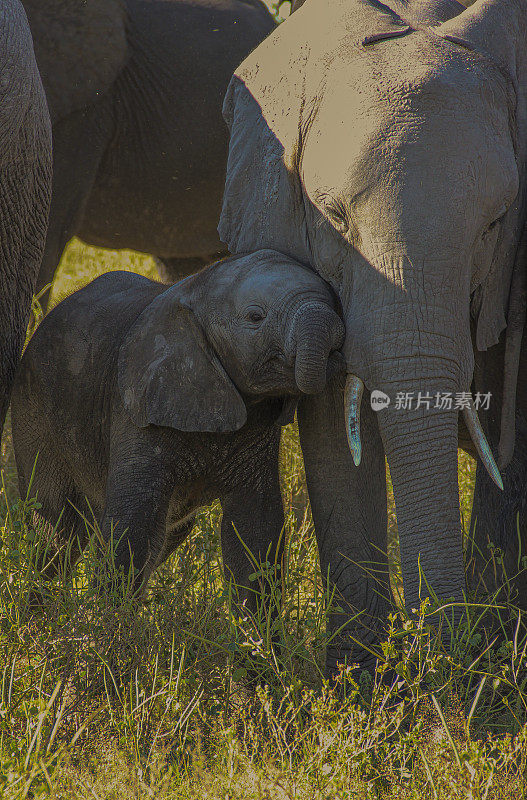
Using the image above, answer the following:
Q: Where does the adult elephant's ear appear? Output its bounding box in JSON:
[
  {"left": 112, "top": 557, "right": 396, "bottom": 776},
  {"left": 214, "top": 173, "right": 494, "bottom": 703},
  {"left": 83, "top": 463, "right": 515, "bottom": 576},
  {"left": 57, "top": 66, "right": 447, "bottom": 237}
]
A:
[
  {"left": 118, "top": 290, "right": 247, "bottom": 433},
  {"left": 218, "top": 16, "right": 313, "bottom": 261},
  {"left": 438, "top": 0, "right": 526, "bottom": 352},
  {"left": 438, "top": 0, "right": 526, "bottom": 467},
  {"left": 23, "top": 0, "right": 127, "bottom": 123}
]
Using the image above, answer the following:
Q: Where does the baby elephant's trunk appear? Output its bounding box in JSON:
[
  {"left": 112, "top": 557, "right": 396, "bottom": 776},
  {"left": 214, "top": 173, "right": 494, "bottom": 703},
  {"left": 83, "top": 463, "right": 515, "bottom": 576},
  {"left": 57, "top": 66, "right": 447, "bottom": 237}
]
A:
[{"left": 292, "top": 303, "right": 344, "bottom": 394}]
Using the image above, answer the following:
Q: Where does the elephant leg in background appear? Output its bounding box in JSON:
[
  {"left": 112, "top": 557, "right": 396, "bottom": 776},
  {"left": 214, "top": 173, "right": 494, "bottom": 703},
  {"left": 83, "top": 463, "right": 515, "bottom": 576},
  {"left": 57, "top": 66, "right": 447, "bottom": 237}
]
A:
[
  {"left": 155, "top": 254, "right": 228, "bottom": 284},
  {"left": 35, "top": 105, "right": 111, "bottom": 302},
  {"left": 469, "top": 430, "right": 527, "bottom": 607},
  {"left": 469, "top": 335, "right": 527, "bottom": 608},
  {"left": 297, "top": 376, "right": 390, "bottom": 677},
  {"left": 0, "top": 151, "right": 51, "bottom": 432},
  {"left": 220, "top": 432, "right": 284, "bottom": 630}
]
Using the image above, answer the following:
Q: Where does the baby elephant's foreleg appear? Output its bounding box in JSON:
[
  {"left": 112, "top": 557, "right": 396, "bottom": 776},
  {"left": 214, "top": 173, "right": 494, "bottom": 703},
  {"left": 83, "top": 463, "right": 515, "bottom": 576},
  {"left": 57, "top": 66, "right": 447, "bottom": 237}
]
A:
[
  {"left": 220, "top": 441, "right": 285, "bottom": 640},
  {"left": 99, "top": 441, "right": 174, "bottom": 595}
]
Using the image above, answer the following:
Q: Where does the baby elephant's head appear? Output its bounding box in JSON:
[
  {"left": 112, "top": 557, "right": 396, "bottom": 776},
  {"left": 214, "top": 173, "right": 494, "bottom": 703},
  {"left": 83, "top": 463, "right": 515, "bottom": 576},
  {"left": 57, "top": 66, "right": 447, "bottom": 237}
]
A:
[
  {"left": 118, "top": 250, "right": 344, "bottom": 434},
  {"left": 191, "top": 250, "right": 345, "bottom": 397}
]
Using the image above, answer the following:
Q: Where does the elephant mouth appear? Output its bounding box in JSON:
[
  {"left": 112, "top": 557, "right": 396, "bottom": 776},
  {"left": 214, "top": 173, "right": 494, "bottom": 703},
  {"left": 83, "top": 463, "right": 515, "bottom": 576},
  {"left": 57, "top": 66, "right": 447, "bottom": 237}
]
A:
[
  {"left": 242, "top": 347, "right": 344, "bottom": 398},
  {"left": 244, "top": 356, "right": 299, "bottom": 396}
]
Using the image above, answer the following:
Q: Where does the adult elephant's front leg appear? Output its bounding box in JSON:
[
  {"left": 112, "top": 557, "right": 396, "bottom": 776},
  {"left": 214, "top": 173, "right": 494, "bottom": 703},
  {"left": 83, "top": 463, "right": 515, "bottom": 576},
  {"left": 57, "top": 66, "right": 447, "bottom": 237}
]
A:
[
  {"left": 297, "top": 376, "right": 389, "bottom": 676},
  {"left": 468, "top": 339, "right": 527, "bottom": 608},
  {"left": 469, "top": 391, "right": 527, "bottom": 607},
  {"left": 469, "top": 451, "right": 527, "bottom": 607}
]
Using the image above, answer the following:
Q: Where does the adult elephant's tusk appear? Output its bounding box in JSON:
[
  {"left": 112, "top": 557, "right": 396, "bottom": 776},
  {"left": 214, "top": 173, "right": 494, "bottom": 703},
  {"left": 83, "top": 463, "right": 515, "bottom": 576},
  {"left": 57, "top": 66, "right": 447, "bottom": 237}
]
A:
[
  {"left": 344, "top": 374, "right": 364, "bottom": 467},
  {"left": 463, "top": 402, "right": 504, "bottom": 491}
]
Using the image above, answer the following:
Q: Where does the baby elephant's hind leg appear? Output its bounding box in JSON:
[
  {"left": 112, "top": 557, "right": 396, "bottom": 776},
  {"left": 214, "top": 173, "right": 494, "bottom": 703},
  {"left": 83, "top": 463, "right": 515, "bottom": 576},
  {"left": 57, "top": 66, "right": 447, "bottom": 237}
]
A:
[
  {"left": 25, "top": 485, "right": 92, "bottom": 607},
  {"left": 153, "top": 517, "right": 196, "bottom": 571}
]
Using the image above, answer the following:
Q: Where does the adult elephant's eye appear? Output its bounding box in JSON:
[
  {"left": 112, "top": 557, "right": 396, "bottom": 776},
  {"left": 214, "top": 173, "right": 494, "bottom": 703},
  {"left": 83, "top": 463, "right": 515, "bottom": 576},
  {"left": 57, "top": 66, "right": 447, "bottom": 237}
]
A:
[
  {"left": 326, "top": 200, "right": 350, "bottom": 235},
  {"left": 245, "top": 307, "right": 266, "bottom": 324}
]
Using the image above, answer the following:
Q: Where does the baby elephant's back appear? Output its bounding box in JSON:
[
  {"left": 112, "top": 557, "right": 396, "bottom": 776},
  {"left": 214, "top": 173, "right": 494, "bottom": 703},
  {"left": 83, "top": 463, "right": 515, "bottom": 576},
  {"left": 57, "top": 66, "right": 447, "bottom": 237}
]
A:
[{"left": 12, "top": 271, "right": 165, "bottom": 497}]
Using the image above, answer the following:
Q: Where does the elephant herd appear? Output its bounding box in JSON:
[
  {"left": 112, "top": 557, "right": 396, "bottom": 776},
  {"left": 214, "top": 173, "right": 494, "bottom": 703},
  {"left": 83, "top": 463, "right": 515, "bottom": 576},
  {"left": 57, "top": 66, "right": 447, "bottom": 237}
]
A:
[{"left": 2, "top": 0, "right": 527, "bottom": 678}]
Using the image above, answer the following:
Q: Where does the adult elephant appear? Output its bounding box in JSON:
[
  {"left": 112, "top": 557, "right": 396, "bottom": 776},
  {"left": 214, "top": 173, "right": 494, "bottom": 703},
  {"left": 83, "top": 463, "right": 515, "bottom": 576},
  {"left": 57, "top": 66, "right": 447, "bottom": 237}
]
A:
[
  {"left": 218, "top": 0, "right": 527, "bottom": 674},
  {"left": 22, "top": 0, "right": 275, "bottom": 298},
  {"left": 0, "top": 1, "right": 51, "bottom": 433}
]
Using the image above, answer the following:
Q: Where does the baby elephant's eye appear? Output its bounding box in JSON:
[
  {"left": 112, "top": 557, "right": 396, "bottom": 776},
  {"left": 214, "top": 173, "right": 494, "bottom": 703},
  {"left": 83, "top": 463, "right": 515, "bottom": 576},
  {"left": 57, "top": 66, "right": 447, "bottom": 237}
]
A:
[{"left": 245, "top": 307, "right": 266, "bottom": 324}]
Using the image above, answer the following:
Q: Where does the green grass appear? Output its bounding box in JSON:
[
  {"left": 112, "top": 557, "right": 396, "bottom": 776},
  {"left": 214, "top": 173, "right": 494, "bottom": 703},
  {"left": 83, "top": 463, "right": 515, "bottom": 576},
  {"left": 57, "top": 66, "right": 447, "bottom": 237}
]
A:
[{"left": 0, "top": 239, "right": 525, "bottom": 799}]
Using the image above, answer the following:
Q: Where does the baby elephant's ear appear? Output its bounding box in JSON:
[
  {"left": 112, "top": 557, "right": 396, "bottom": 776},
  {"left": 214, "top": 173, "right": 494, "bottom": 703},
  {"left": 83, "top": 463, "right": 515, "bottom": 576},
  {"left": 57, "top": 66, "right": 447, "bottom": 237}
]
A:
[{"left": 118, "top": 294, "right": 247, "bottom": 433}]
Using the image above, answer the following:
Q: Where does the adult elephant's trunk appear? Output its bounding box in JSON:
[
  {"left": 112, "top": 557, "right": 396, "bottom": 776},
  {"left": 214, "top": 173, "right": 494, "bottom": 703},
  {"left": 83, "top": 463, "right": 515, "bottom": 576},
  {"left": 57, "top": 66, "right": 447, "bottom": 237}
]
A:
[
  {"left": 378, "top": 378, "right": 464, "bottom": 610},
  {"left": 344, "top": 334, "right": 502, "bottom": 613},
  {"left": 292, "top": 303, "right": 344, "bottom": 394}
]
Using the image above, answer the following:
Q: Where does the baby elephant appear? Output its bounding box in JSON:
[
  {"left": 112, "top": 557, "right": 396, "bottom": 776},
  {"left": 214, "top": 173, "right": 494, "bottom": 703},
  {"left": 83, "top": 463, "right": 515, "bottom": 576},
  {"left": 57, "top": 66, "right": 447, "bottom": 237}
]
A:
[{"left": 12, "top": 250, "right": 344, "bottom": 612}]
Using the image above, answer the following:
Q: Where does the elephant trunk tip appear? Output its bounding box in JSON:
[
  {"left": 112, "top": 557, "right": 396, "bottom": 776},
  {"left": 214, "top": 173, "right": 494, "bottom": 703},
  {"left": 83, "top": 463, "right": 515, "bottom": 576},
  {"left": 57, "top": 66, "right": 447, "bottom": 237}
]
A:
[
  {"left": 296, "top": 372, "right": 327, "bottom": 395},
  {"left": 293, "top": 305, "right": 344, "bottom": 395}
]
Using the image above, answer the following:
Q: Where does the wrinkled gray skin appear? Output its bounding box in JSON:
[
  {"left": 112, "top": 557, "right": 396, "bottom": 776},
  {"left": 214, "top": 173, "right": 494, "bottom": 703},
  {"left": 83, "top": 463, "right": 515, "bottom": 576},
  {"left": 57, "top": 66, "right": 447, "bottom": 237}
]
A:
[
  {"left": 11, "top": 251, "right": 343, "bottom": 611},
  {"left": 22, "top": 0, "right": 275, "bottom": 299},
  {"left": 469, "top": 342, "right": 527, "bottom": 604},
  {"left": 0, "top": 1, "right": 51, "bottom": 433},
  {"left": 218, "top": 0, "right": 527, "bottom": 672}
]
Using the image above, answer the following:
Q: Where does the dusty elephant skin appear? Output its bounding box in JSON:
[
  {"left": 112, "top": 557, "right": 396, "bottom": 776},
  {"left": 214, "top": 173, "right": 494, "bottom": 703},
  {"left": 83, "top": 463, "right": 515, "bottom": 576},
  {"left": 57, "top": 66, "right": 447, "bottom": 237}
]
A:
[
  {"left": 469, "top": 336, "right": 527, "bottom": 606},
  {"left": 11, "top": 250, "right": 344, "bottom": 617},
  {"left": 0, "top": 1, "right": 52, "bottom": 435},
  {"left": 218, "top": 0, "right": 527, "bottom": 673},
  {"left": 21, "top": 0, "right": 276, "bottom": 297}
]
